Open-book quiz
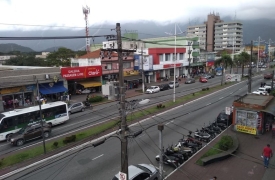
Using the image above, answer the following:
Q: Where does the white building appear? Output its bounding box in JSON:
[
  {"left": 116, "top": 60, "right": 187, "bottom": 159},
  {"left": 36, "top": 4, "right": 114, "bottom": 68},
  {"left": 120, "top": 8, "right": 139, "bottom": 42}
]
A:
[{"left": 35, "top": 52, "right": 50, "bottom": 59}]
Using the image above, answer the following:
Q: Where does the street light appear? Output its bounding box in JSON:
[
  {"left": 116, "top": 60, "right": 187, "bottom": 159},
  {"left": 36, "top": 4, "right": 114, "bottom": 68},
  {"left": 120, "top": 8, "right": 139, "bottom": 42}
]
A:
[
  {"left": 165, "top": 23, "right": 185, "bottom": 102},
  {"left": 253, "top": 36, "right": 265, "bottom": 72}
]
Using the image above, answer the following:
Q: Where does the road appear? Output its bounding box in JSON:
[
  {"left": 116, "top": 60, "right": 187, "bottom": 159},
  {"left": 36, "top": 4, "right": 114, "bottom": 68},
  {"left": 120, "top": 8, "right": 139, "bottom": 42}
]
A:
[
  {"left": 3, "top": 72, "right": 265, "bottom": 180},
  {"left": 0, "top": 75, "right": 225, "bottom": 156}
]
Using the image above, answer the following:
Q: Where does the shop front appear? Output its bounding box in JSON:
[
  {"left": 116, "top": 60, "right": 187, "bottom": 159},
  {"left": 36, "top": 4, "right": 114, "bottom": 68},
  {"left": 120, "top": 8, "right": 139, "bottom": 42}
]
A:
[
  {"left": 102, "top": 74, "right": 118, "bottom": 85},
  {"left": 61, "top": 66, "right": 102, "bottom": 95},
  {"left": 1, "top": 85, "right": 35, "bottom": 111},
  {"left": 39, "top": 81, "right": 68, "bottom": 101},
  {"left": 124, "top": 70, "right": 142, "bottom": 89}
]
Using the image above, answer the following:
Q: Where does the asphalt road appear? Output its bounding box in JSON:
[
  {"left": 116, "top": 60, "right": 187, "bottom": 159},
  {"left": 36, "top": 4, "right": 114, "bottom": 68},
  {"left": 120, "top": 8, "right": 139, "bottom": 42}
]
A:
[
  {"left": 0, "top": 75, "right": 225, "bottom": 156},
  {"left": 3, "top": 73, "right": 265, "bottom": 180}
]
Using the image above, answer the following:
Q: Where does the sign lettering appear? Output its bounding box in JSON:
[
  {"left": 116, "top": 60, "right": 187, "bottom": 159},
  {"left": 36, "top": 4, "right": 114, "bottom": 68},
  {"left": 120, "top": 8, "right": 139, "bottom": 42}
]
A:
[{"left": 236, "top": 125, "right": 257, "bottom": 135}]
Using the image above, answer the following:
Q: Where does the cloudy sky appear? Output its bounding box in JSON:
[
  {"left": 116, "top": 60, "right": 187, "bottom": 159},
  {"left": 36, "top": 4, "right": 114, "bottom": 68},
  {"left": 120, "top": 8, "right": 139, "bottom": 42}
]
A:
[{"left": 0, "top": 0, "right": 275, "bottom": 31}]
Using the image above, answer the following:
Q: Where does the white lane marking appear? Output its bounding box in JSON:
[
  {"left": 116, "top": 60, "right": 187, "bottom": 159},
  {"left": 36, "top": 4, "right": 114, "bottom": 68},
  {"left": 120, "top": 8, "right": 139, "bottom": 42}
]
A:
[
  {"left": 219, "top": 97, "right": 224, "bottom": 99},
  {"left": 92, "top": 154, "right": 104, "bottom": 161},
  {"left": 230, "top": 92, "right": 233, "bottom": 94},
  {"left": 206, "top": 103, "right": 211, "bottom": 105},
  {"left": 165, "top": 122, "right": 170, "bottom": 125},
  {"left": 0, "top": 78, "right": 257, "bottom": 179}
]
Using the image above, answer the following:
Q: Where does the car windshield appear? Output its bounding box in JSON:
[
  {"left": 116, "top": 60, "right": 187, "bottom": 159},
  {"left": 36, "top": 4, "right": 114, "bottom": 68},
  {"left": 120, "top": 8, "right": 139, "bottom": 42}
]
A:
[
  {"left": 18, "top": 127, "right": 26, "bottom": 134},
  {"left": 259, "top": 89, "right": 265, "bottom": 91},
  {"left": 136, "top": 165, "right": 152, "bottom": 173},
  {"left": 148, "top": 86, "right": 155, "bottom": 90},
  {"left": 169, "top": 82, "right": 175, "bottom": 84}
]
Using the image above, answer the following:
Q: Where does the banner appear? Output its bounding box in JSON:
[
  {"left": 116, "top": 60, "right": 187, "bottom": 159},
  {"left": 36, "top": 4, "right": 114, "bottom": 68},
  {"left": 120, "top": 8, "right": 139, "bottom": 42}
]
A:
[{"left": 236, "top": 125, "right": 257, "bottom": 135}]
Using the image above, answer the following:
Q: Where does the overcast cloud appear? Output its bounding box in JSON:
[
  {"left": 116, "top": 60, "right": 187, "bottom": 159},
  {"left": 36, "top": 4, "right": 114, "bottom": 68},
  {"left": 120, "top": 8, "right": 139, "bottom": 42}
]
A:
[{"left": 0, "top": 0, "right": 275, "bottom": 31}]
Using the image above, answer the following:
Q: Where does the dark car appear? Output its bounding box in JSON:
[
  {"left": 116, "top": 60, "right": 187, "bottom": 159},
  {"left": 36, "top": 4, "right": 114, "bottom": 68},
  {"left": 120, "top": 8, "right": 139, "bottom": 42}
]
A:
[
  {"left": 159, "top": 84, "right": 170, "bottom": 91},
  {"left": 7, "top": 123, "right": 52, "bottom": 146},
  {"left": 264, "top": 73, "right": 273, "bottom": 79},
  {"left": 185, "top": 78, "right": 195, "bottom": 84},
  {"left": 216, "top": 110, "right": 233, "bottom": 125}
]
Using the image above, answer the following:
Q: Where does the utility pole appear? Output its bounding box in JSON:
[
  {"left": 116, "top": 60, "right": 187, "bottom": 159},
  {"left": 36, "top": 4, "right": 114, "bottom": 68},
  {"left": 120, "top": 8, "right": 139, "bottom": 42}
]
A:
[
  {"left": 141, "top": 46, "right": 145, "bottom": 93},
  {"left": 36, "top": 80, "right": 46, "bottom": 154},
  {"left": 188, "top": 41, "right": 192, "bottom": 77},
  {"left": 248, "top": 40, "right": 253, "bottom": 93},
  {"left": 256, "top": 36, "right": 265, "bottom": 73},
  {"left": 117, "top": 23, "right": 128, "bottom": 179},
  {"left": 158, "top": 124, "right": 164, "bottom": 180},
  {"left": 268, "top": 39, "right": 275, "bottom": 69},
  {"left": 272, "top": 70, "right": 274, "bottom": 91}
]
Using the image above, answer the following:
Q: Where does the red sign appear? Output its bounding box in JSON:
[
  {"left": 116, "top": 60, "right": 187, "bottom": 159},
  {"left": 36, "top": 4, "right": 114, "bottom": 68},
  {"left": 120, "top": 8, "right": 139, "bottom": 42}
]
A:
[
  {"left": 61, "top": 66, "right": 102, "bottom": 80},
  {"left": 86, "top": 66, "right": 102, "bottom": 78},
  {"left": 163, "top": 63, "right": 182, "bottom": 68},
  {"left": 206, "top": 61, "right": 214, "bottom": 67}
]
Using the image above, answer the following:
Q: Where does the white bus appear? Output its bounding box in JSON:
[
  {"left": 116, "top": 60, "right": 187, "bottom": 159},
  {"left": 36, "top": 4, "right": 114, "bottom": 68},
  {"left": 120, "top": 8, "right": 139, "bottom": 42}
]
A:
[{"left": 0, "top": 101, "right": 69, "bottom": 141}]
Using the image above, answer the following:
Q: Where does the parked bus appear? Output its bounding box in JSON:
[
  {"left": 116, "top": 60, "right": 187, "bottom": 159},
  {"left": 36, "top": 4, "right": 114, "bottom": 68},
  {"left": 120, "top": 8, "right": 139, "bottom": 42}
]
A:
[{"left": 0, "top": 101, "right": 69, "bottom": 141}]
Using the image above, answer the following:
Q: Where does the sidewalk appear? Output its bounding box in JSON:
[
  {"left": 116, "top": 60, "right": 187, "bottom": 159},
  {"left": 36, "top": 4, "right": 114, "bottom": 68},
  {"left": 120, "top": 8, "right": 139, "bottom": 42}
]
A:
[
  {"left": 70, "top": 78, "right": 187, "bottom": 104},
  {"left": 166, "top": 128, "right": 275, "bottom": 180}
]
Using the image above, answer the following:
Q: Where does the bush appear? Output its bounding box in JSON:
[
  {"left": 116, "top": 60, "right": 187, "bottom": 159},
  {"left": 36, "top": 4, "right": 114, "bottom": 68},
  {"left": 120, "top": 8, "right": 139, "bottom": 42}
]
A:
[
  {"left": 157, "top": 104, "right": 165, "bottom": 109},
  {"left": 218, "top": 135, "right": 233, "bottom": 151},
  {"left": 206, "top": 87, "right": 209, "bottom": 90},
  {"left": 52, "top": 141, "right": 59, "bottom": 148},
  {"left": 202, "top": 88, "right": 206, "bottom": 91},
  {"left": 63, "top": 135, "right": 77, "bottom": 144},
  {"left": 88, "top": 96, "right": 103, "bottom": 103}
]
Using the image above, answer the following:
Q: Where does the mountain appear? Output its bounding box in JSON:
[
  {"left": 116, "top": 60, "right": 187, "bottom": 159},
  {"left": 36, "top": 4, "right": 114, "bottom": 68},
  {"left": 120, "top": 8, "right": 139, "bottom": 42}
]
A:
[
  {"left": 0, "top": 43, "right": 34, "bottom": 53},
  {"left": 41, "top": 46, "right": 65, "bottom": 52},
  {"left": 0, "top": 17, "right": 274, "bottom": 51}
]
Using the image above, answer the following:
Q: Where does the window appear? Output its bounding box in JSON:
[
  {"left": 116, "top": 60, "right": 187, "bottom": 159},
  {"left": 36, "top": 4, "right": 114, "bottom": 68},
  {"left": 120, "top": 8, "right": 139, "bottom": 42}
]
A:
[
  {"left": 165, "top": 54, "right": 170, "bottom": 61},
  {"left": 123, "top": 62, "right": 131, "bottom": 68},
  {"left": 106, "top": 63, "right": 112, "bottom": 70},
  {"left": 71, "top": 63, "right": 79, "bottom": 67},
  {"left": 159, "top": 54, "right": 163, "bottom": 62},
  {"left": 179, "top": 53, "right": 184, "bottom": 60}
]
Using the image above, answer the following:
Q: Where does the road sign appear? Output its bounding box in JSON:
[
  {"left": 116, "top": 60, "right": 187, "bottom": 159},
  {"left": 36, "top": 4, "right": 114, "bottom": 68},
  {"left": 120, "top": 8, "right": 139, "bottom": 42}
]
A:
[
  {"left": 225, "top": 107, "right": 231, "bottom": 115},
  {"left": 119, "top": 171, "right": 127, "bottom": 180}
]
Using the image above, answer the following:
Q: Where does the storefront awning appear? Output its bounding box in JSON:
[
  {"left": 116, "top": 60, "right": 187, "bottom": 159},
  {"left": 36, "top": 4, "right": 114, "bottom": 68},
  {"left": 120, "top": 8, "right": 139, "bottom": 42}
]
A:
[
  {"left": 79, "top": 81, "right": 102, "bottom": 88},
  {"left": 39, "top": 83, "right": 68, "bottom": 95},
  {"left": 262, "top": 98, "right": 275, "bottom": 116},
  {"left": 124, "top": 75, "right": 142, "bottom": 81}
]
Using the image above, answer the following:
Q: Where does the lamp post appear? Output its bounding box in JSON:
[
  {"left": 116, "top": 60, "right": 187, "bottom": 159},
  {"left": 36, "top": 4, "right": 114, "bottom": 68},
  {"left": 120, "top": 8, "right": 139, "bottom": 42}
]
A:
[{"left": 254, "top": 36, "right": 265, "bottom": 72}]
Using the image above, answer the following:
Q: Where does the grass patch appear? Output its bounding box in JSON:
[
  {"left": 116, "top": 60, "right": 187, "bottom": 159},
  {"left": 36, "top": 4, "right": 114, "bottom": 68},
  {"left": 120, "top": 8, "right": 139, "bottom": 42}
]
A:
[
  {"left": 0, "top": 82, "right": 235, "bottom": 169},
  {"left": 196, "top": 135, "right": 233, "bottom": 166}
]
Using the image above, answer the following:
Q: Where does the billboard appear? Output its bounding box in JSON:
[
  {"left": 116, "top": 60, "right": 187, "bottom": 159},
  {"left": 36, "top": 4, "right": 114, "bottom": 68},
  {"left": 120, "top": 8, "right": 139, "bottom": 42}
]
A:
[
  {"left": 139, "top": 55, "right": 153, "bottom": 71},
  {"left": 235, "top": 110, "right": 258, "bottom": 135}
]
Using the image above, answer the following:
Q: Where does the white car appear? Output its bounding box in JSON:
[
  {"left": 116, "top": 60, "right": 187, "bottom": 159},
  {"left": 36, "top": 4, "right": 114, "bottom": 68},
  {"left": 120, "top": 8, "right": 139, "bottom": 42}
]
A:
[
  {"left": 264, "top": 83, "right": 275, "bottom": 90},
  {"left": 252, "top": 87, "right": 268, "bottom": 95},
  {"left": 81, "top": 89, "right": 91, "bottom": 94},
  {"left": 146, "top": 86, "right": 160, "bottom": 94},
  {"left": 168, "top": 81, "right": 179, "bottom": 88}
]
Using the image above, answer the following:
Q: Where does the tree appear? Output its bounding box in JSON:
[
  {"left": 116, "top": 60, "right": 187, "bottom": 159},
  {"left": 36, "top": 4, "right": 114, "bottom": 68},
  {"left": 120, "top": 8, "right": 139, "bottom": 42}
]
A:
[
  {"left": 234, "top": 51, "right": 250, "bottom": 77},
  {"left": 215, "top": 53, "right": 233, "bottom": 85},
  {"left": 46, "top": 47, "right": 75, "bottom": 67},
  {"left": 5, "top": 54, "right": 49, "bottom": 66}
]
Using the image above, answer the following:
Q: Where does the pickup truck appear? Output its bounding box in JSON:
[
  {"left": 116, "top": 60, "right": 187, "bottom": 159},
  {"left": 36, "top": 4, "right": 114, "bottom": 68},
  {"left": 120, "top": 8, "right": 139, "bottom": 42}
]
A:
[{"left": 252, "top": 87, "right": 268, "bottom": 95}]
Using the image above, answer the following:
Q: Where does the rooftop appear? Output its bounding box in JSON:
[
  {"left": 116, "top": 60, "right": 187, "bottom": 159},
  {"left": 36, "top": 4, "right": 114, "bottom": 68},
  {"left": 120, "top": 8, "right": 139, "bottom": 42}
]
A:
[{"left": 235, "top": 94, "right": 273, "bottom": 107}]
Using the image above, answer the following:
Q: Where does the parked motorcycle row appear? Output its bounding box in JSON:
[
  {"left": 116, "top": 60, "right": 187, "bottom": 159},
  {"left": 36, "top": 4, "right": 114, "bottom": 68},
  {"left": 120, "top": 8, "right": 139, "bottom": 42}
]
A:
[{"left": 155, "top": 120, "right": 229, "bottom": 169}]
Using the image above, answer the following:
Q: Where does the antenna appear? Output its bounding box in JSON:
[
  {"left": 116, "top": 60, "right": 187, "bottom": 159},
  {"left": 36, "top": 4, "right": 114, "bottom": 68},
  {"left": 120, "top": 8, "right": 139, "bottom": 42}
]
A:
[{"left": 82, "top": 5, "right": 90, "bottom": 52}]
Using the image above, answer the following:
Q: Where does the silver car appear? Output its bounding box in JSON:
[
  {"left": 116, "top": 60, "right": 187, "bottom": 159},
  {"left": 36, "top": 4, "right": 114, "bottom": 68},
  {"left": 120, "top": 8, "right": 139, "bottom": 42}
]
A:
[
  {"left": 112, "top": 164, "right": 159, "bottom": 180},
  {"left": 68, "top": 102, "right": 85, "bottom": 114},
  {"left": 168, "top": 81, "right": 179, "bottom": 88}
]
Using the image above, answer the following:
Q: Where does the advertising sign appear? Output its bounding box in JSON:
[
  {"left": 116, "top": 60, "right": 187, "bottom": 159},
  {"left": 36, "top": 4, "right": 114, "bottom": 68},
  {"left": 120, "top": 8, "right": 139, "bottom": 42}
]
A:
[
  {"left": 163, "top": 63, "right": 182, "bottom": 68},
  {"left": 236, "top": 125, "right": 257, "bottom": 135},
  {"left": 139, "top": 55, "right": 153, "bottom": 71},
  {"left": 86, "top": 66, "right": 102, "bottom": 78}
]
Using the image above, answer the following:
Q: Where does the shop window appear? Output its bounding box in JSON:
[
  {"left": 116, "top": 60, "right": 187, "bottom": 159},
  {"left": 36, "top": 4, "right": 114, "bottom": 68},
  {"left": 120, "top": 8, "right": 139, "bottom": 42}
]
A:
[
  {"left": 179, "top": 53, "right": 184, "bottom": 60},
  {"left": 159, "top": 54, "right": 163, "bottom": 62},
  {"left": 106, "top": 64, "right": 112, "bottom": 70},
  {"left": 123, "top": 62, "right": 131, "bottom": 68},
  {"left": 165, "top": 54, "right": 170, "bottom": 61}
]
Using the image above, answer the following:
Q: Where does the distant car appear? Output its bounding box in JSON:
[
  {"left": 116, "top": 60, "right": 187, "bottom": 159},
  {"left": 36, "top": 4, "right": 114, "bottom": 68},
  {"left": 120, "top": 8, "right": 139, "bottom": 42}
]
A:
[
  {"left": 252, "top": 87, "right": 268, "bottom": 95},
  {"left": 68, "top": 102, "right": 85, "bottom": 114},
  {"left": 264, "top": 73, "right": 273, "bottom": 79},
  {"left": 112, "top": 164, "right": 159, "bottom": 180},
  {"left": 185, "top": 78, "right": 195, "bottom": 84},
  {"left": 216, "top": 71, "right": 222, "bottom": 76},
  {"left": 159, "top": 84, "right": 170, "bottom": 91},
  {"left": 168, "top": 81, "right": 179, "bottom": 88},
  {"left": 81, "top": 89, "right": 91, "bottom": 94},
  {"left": 199, "top": 77, "right": 208, "bottom": 83},
  {"left": 146, "top": 86, "right": 160, "bottom": 94},
  {"left": 7, "top": 123, "right": 52, "bottom": 146},
  {"left": 203, "top": 74, "right": 212, "bottom": 79},
  {"left": 216, "top": 110, "right": 233, "bottom": 125}
]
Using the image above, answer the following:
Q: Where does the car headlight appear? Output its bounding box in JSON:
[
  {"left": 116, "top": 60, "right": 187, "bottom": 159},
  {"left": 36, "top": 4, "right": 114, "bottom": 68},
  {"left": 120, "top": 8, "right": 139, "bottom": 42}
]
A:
[{"left": 11, "top": 138, "right": 14, "bottom": 142}]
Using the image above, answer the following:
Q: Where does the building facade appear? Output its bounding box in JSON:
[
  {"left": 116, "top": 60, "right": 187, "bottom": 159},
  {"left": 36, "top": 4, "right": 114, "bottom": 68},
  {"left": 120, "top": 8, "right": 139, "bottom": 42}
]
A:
[
  {"left": 0, "top": 67, "right": 68, "bottom": 112},
  {"left": 187, "top": 12, "right": 243, "bottom": 53}
]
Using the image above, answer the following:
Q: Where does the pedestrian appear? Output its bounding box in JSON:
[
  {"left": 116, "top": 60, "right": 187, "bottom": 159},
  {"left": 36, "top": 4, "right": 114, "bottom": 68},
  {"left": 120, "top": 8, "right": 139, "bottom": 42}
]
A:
[
  {"left": 262, "top": 144, "right": 273, "bottom": 168},
  {"left": 210, "top": 176, "right": 217, "bottom": 180}
]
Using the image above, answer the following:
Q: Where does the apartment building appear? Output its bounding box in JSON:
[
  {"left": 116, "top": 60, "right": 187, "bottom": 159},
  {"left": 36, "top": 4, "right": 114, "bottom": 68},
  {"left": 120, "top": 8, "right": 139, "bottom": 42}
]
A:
[{"left": 187, "top": 12, "right": 243, "bottom": 53}]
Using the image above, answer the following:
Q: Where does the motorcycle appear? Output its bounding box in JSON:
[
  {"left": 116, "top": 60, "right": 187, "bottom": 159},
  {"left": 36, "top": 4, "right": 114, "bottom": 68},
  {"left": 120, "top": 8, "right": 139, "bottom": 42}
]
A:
[
  {"left": 165, "top": 146, "right": 189, "bottom": 161},
  {"left": 194, "top": 129, "right": 212, "bottom": 142},
  {"left": 156, "top": 154, "right": 182, "bottom": 168},
  {"left": 173, "top": 143, "right": 193, "bottom": 158},
  {"left": 84, "top": 101, "right": 93, "bottom": 109}
]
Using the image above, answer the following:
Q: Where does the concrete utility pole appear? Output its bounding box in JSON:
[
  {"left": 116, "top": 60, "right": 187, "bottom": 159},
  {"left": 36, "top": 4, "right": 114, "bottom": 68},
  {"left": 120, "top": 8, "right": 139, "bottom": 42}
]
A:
[
  {"left": 158, "top": 124, "right": 164, "bottom": 180},
  {"left": 36, "top": 80, "right": 46, "bottom": 154},
  {"left": 116, "top": 23, "right": 128, "bottom": 179},
  {"left": 248, "top": 40, "right": 253, "bottom": 93},
  {"left": 272, "top": 70, "right": 274, "bottom": 91},
  {"left": 141, "top": 46, "right": 145, "bottom": 93},
  {"left": 256, "top": 36, "right": 265, "bottom": 73}
]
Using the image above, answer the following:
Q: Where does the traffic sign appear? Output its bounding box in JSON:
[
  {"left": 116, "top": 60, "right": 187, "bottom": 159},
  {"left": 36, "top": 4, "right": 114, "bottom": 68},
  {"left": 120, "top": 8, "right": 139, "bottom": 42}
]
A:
[
  {"left": 225, "top": 107, "right": 231, "bottom": 115},
  {"left": 119, "top": 171, "right": 127, "bottom": 180}
]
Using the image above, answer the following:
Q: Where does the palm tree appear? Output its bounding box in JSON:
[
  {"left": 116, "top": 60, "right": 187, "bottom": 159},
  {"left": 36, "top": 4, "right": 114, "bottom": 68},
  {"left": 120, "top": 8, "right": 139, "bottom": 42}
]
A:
[
  {"left": 235, "top": 51, "right": 250, "bottom": 77},
  {"left": 215, "top": 52, "right": 233, "bottom": 85}
]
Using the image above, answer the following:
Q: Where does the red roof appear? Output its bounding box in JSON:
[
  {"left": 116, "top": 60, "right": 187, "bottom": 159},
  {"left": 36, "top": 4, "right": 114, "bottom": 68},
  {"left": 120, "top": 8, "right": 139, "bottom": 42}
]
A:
[{"left": 78, "top": 49, "right": 101, "bottom": 59}]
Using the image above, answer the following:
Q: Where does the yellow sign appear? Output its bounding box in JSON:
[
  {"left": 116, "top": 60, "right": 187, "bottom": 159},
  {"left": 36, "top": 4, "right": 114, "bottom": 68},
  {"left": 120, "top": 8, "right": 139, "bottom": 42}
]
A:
[
  {"left": 123, "top": 70, "right": 139, "bottom": 76},
  {"left": 0, "top": 86, "right": 26, "bottom": 95},
  {"left": 236, "top": 125, "right": 257, "bottom": 135}
]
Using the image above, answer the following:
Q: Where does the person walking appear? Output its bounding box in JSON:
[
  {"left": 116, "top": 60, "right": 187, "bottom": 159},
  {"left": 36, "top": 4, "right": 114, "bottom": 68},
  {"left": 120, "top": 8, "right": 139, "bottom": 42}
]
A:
[
  {"left": 262, "top": 144, "right": 273, "bottom": 168},
  {"left": 210, "top": 176, "right": 217, "bottom": 180}
]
